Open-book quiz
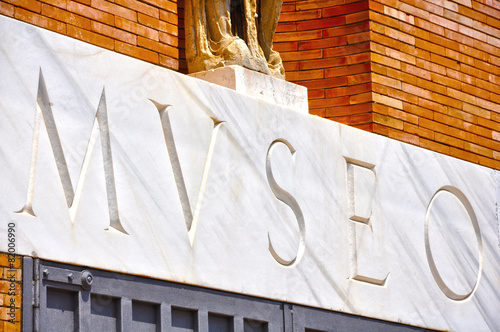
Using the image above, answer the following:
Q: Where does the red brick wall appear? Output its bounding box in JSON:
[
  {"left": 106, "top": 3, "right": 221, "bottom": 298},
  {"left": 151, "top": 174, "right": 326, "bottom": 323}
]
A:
[
  {"left": 0, "top": 0, "right": 179, "bottom": 70},
  {"left": 368, "top": 0, "right": 500, "bottom": 169},
  {"left": 275, "top": 0, "right": 373, "bottom": 131},
  {"left": 274, "top": 0, "right": 500, "bottom": 169},
  {"left": 0, "top": 253, "right": 22, "bottom": 332}
]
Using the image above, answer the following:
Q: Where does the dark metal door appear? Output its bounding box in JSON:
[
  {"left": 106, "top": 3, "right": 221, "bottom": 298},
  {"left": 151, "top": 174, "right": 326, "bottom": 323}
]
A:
[
  {"left": 22, "top": 258, "right": 430, "bottom": 332},
  {"left": 23, "top": 258, "right": 283, "bottom": 331}
]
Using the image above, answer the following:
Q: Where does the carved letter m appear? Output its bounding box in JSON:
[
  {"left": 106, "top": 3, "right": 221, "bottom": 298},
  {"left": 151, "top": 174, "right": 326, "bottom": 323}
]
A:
[{"left": 17, "top": 69, "right": 127, "bottom": 234}]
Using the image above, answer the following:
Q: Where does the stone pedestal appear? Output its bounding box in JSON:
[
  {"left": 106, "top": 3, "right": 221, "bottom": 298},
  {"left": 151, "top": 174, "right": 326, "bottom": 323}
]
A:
[{"left": 189, "top": 65, "right": 308, "bottom": 113}]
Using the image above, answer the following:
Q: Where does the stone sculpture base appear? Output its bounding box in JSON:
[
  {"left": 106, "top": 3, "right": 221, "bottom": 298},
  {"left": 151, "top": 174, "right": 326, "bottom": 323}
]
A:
[{"left": 189, "top": 66, "right": 308, "bottom": 113}]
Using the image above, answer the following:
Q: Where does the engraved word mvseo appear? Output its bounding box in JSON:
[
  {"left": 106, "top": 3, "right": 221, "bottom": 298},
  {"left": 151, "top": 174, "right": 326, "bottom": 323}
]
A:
[{"left": 15, "top": 69, "right": 484, "bottom": 302}]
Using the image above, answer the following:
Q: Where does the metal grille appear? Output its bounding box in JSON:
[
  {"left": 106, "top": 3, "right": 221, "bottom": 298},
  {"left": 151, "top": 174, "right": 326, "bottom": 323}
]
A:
[{"left": 22, "top": 258, "right": 430, "bottom": 332}]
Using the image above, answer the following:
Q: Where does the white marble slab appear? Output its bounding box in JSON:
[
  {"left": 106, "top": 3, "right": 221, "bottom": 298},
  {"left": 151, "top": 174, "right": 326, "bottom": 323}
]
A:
[{"left": 0, "top": 16, "right": 499, "bottom": 331}]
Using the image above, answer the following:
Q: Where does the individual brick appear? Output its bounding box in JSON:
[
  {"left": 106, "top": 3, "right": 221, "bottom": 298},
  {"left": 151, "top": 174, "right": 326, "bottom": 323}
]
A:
[
  {"left": 479, "top": 155, "right": 500, "bottom": 169},
  {"left": 415, "top": 38, "right": 446, "bottom": 57},
  {"left": 0, "top": 255, "right": 20, "bottom": 269},
  {"left": 277, "top": 30, "right": 322, "bottom": 42},
  {"left": 91, "top": 0, "right": 137, "bottom": 21},
  {"left": 404, "top": 122, "right": 435, "bottom": 139},
  {"left": 3, "top": 0, "right": 41, "bottom": 13},
  {"left": 326, "top": 82, "right": 372, "bottom": 97},
  {"left": 275, "top": 22, "right": 297, "bottom": 32},
  {"left": 435, "top": 132, "right": 466, "bottom": 149},
  {"left": 2, "top": 320, "right": 22, "bottom": 332},
  {"left": 448, "top": 107, "right": 477, "bottom": 124},
  {"left": 345, "top": 10, "right": 369, "bottom": 24},
  {"left": 298, "top": 36, "right": 347, "bottom": 51},
  {"left": 279, "top": 9, "right": 321, "bottom": 22},
  {"left": 420, "top": 138, "right": 450, "bottom": 155},
  {"left": 159, "top": 32, "right": 178, "bottom": 47},
  {"left": 280, "top": 49, "right": 323, "bottom": 62},
  {"left": 0, "top": 2, "right": 14, "bottom": 17},
  {"left": 308, "top": 89, "right": 325, "bottom": 99},
  {"left": 273, "top": 41, "right": 298, "bottom": 52},
  {"left": 384, "top": 6, "right": 415, "bottom": 24},
  {"left": 115, "top": 40, "right": 159, "bottom": 63},
  {"left": 310, "top": 108, "right": 326, "bottom": 117},
  {"left": 373, "top": 93, "right": 403, "bottom": 110},
  {"left": 44, "top": 0, "right": 67, "bottom": 10},
  {"left": 284, "top": 61, "right": 300, "bottom": 71},
  {"left": 67, "top": 25, "right": 114, "bottom": 50},
  {"left": 159, "top": 21, "right": 178, "bottom": 36},
  {"left": 323, "top": 1, "right": 369, "bottom": 17},
  {"left": 388, "top": 107, "right": 419, "bottom": 124},
  {"left": 403, "top": 103, "right": 435, "bottom": 119},
  {"left": 372, "top": 53, "right": 401, "bottom": 69},
  {"left": 159, "top": 9, "right": 178, "bottom": 24},
  {"left": 91, "top": 21, "right": 137, "bottom": 45},
  {"left": 325, "top": 62, "right": 370, "bottom": 78},
  {"left": 323, "top": 41, "right": 370, "bottom": 57},
  {"left": 1, "top": 268, "right": 21, "bottom": 282},
  {"left": 286, "top": 69, "right": 324, "bottom": 81},
  {"left": 326, "top": 102, "right": 373, "bottom": 117},
  {"left": 347, "top": 72, "right": 371, "bottom": 85},
  {"left": 373, "top": 113, "right": 404, "bottom": 129},
  {"left": 464, "top": 141, "right": 493, "bottom": 157},
  {"left": 309, "top": 96, "right": 350, "bottom": 108},
  {"left": 350, "top": 112, "right": 373, "bottom": 124},
  {"left": 388, "top": 127, "right": 420, "bottom": 145},
  {"left": 398, "top": 3, "right": 429, "bottom": 20},
  {"left": 297, "top": 0, "right": 344, "bottom": 11},
  {"left": 0, "top": 307, "right": 21, "bottom": 322},
  {"left": 472, "top": 134, "right": 500, "bottom": 151},
  {"left": 138, "top": 12, "right": 161, "bottom": 30},
  {"left": 75, "top": 0, "right": 91, "bottom": 5},
  {"left": 159, "top": 54, "right": 179, "bottom": 70},
  {"left": 419, "top": 117, "right": 449, "bottom": 133},
  {"left": 114, "top": 0, "right": 159, "bottom": 18},
  {"left": 349, "top": 91, "right": 372, "bottom": 104},
  {"left": 418, "top": 98, "right": 447, "bottom": 114},
  {"left": 115, "top": 16, "right": 159, "bottom": 41}
]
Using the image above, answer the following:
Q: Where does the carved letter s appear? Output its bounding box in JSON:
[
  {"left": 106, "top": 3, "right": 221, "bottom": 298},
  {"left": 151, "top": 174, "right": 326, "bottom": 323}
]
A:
[{"left": 266, "top": 139, "right": 305, "bottom": 267}]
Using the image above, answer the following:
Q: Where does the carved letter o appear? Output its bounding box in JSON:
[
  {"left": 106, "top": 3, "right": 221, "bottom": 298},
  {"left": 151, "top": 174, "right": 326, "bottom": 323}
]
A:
[{"left": 424, "top": 186, "right": 483, "bottom": 301}]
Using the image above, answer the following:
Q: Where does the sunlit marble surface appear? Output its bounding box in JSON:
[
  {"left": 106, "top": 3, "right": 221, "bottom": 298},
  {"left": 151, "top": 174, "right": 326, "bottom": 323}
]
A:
[{"left": 0, "top": 16, "right": 499, "bottom": 331}]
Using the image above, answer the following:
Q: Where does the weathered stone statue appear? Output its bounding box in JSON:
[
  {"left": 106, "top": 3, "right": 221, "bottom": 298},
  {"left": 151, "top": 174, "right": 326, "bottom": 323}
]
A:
[{"left": 185, "top": 0, "right": 285, "bottom": 79}]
